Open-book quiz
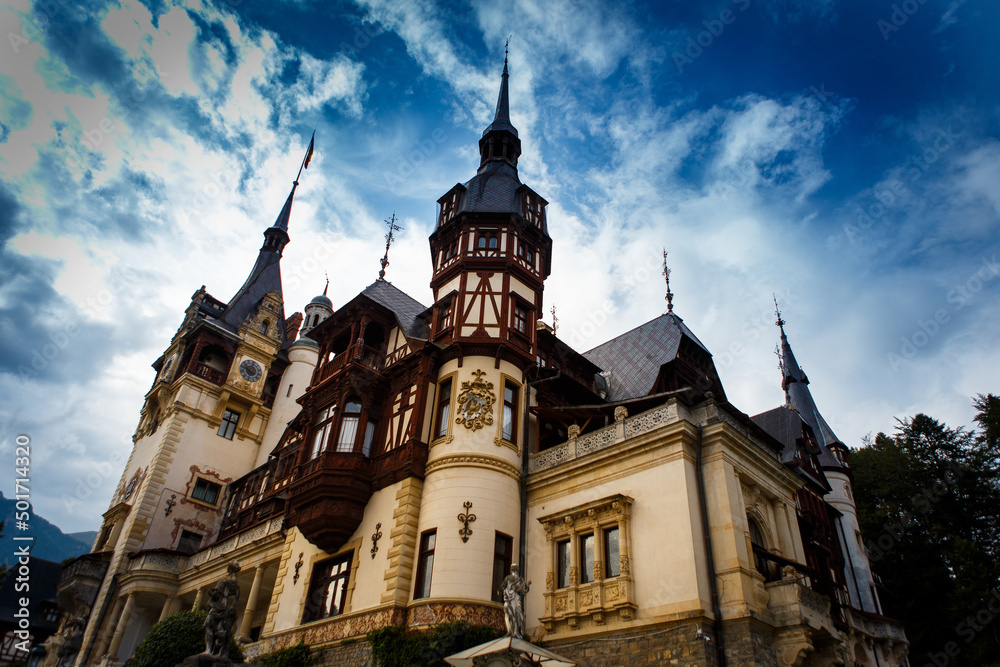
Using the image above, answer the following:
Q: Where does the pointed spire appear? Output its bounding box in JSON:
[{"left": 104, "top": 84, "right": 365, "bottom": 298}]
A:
[
  {"left": 482, "top": 38, "right": 518, "bottom": 139},
  {"left": 772, "top": 300, "right": 844, "bottom": 463},
  {"left": 663, "top": 249, "right": 674, "bottom": 313},
  {"left": 324, "top": 272, "right": 329, "bottom": 296},
  {"left": 272, "top": 183, "right": 297, "bottom": 232},
  {"left": 378, "top": 213, "right": 403, "bottom": 281}
]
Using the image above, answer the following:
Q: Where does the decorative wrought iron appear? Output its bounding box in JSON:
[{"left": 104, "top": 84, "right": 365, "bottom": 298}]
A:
[
  {"left": 371, "top": 522, "right": 383, "bottom": 559},
  {"left": 458, "top": 501, "right": 477, "bottom": 543},
  {"left": 164, "top": 494, "right": 177, "bottom": 516},
  {"left": 455, "top": 369, "right": 496, "bottom": 431},
  {"left": 292, "top": 552, "right": 304, "bottom": 584}
]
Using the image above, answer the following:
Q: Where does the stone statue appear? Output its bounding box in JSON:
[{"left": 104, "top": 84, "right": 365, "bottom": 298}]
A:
[
  {"left": 55, "top": 610, "right": 87, "bottom": 667},
  {"left": 500, "top": 564, "right": 531, "bottom": 639},
  {"left": 204, "top": 561, "right": 241, "bottom": 656}
]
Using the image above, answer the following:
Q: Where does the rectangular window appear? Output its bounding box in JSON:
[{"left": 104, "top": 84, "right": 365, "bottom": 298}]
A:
[
  {"left": 492, "top": 532, "right": 513, "bottom": 602},
  {"left": 414, "top": 530, "right": 437, "bottom": 599},
  {"left": 177, "top": 530, "right": 203, "bottom": 553},
  {"left": 337, "top": 417, "right": 359, "bottom": 452},
  {"left": 604, "top": 527, "right": 620, "bottom": 578},
  {"left": 513, "top": 304, "right": 529, "bottom": 334},
  {"left": 191, "top": 478, "right": 221, "bottom": 505},
  {"left": 502, "top": 381, "right": 518, "bottom": 442},
  {"left": 557, "top": 540, "right": 571, "bottom": 589},
  {"left": 362, "top": 421, "right": 375, "bottom": 457},
  {"left": 435, "top": 379, "right": 452, "bottom": 439},
  {"left": 303, "top": 552, "right": 353, "bottom": 622},
  {"left": 311, "top": 405, "right": 335, "bottom": 459},
  {"left": 217, "top": 409, "right": 240, "bottom": 439},
  {"left": 580, "top": 534, "right": 595, "bottom": 584},
  {"left": 440, "top": 299, "right": 453, "bottom": 331}
]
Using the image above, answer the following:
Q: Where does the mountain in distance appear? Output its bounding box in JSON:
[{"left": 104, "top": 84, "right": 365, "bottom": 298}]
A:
[{"left": 0, "top": 491, "right": 94, "bottom": 567}]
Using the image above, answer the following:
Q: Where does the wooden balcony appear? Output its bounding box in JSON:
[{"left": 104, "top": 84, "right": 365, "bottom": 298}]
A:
[
  {"left": 286, "top": 440, "right": 428, "bottom": 553},
  {"left": 192, "top": 362, "right": 226, "bottom": 385},
  {"left": 314, "top": 341, "right": 385, "bottom": 385}
]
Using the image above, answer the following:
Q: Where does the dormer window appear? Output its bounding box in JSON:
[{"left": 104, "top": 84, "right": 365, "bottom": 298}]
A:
[{"left": 259, "top": 320, "right": 269, "bottom": 335}]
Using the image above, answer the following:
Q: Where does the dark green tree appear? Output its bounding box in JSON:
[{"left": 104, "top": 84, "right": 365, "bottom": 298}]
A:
[{"left": 850, "top": 395, "right": 1000, "bottom": 667}]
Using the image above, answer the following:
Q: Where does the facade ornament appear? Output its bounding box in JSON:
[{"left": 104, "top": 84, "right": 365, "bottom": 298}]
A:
[
  {"left": 204, "top": 561, "right": 240, "bottom": 656},
  {"left": 500, "top": 564, "right": 531, "bottom": 639},
  {"left": 458, "top": 501, "right": 477, "bottom": 543},
  {"left": 292, "top": 553, "right": 304, "bottom": 584},
  {"left": 455, "top": 369, "right": 496, "bottom": 431},
  {"left": 371, "top": 522, "right": 383, "bottom": 559},
  {"left": 614, "top": 406, "right": 628, "bottom": 422},
  {"left": 567, "top": 423, "right": 580, "bottom": 439},
  {"left": 164, "top": 494, "right": 177, "bottom": 516}
]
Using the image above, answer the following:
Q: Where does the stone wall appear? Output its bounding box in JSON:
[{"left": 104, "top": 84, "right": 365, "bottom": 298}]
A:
[
  {"left": 721, "top": 617, "right": 778, "bottom": 667},
  {"left": 543, "top": 623, "right": 719, "bottom": 667},
  {"left": 312, "top": 640, "right": 372, "bottom": 667}
]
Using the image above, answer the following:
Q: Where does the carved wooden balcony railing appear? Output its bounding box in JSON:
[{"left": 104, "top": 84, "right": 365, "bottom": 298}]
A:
[
  {"left": 192, "top": 362, "right": 227, "bottom": 385},
  {"left": 314, "top": 341, "right": 386, "bottom": 385}
]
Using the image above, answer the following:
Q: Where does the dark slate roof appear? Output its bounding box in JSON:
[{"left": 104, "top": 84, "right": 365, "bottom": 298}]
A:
[
  {"left": 778, "top": 326, "right": 845, "bottom": 470},
  {"left": 361, "top": 280, "right": 429, "bottom": 339},
  {"left": 457, "top": 160, "right": 523, "bottom": 215},
  {"left": 752, "top": 406, "right": 809, "bottom": 465},
  {"left": 583, "top": 313, "right": 711, "bottom": 401}
]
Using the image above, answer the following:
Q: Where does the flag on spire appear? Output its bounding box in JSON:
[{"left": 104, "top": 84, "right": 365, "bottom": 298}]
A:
[{"left": 304, "top": 131, "right": 315, "bottom": 169}]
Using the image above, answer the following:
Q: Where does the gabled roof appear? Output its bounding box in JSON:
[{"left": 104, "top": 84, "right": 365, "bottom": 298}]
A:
[
  {"left": 583, "top": 313, "right": 711, "bottom": 401},
  {"left": 360, "top": 280, "right": 429, "bottom": 340}
]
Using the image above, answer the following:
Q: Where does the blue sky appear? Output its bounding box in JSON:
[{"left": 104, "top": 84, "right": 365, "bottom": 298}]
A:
[{"left": 1, "top": 0, "right": 998, "bottom": 531}]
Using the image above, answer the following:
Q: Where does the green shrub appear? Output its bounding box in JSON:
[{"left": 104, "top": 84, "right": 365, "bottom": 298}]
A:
[
  {"left": 250, "top": 641, "right": 312, "bottom": 667},
  {"left": 131, "top": 610, "right": 244, "bottom": 667},
  {"left": 368, "top": 621, "right": 502, "bottom": 667}
]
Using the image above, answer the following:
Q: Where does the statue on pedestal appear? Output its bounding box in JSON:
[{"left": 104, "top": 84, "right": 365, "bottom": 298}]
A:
[
  {"left": 204, "top": 561, "right": 241, "bottom": 656},
  {"left": 500, "top": 564, "right": 531, "bottom": 639}
]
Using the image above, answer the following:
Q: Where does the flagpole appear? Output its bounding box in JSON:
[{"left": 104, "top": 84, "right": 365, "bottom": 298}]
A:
[{"left": 295, "top": 130, "right": 315, "bottom": 184}]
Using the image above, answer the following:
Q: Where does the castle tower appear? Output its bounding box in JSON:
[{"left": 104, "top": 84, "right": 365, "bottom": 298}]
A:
[
  {"left": 775, "top": 315, "right": 882, "bottom": 615},
  {"left": 299, "top": 280, "right": 333, "bottom": 339},
  {"left": 411, "top": 52, "right": 550, "bottom": 608},
  {"left": 75, "top": 176, "right": 317, "bottom": 664}
]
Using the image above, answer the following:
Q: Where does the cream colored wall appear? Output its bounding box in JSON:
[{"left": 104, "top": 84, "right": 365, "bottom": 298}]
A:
[
  {"left": 415, "top": 358, "right": 523, "bottom": 601},
  {"left": 524, "top": 448, "right": 708, "bottom": 629},
  {"left": 266, "top": 482, "right": 404, "bottom": 633},
  {"left": 255, "top": 342, "right": 317, "bottom": 467},
  {"left": 508, "top": 276, "right": 535, "bottom": 304}
]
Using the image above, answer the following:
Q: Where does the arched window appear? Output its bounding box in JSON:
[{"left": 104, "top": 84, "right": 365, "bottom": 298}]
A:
[
  {"left": 336, "top": 400, "right": 362, "bottom": 452},
  {"left": 747, "top": 515, "right": 776, "bottom": 580},
  {"left": 259, "top": 320, "right": 270, "bottom": 335}
]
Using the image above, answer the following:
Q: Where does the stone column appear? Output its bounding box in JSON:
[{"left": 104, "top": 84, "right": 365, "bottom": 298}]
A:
[
  {"left": 238, "top": 564, "right": 267, "bottom": 643},
  {"left": 107, "top": 593, "right": 135, "bottom": 658},
  {"left": 158, "top": 596, "right": 181, "bottom": 622},
  {"left": 192, "top": 587, "right": 205, "bottom": 611},
  {"left": 772, "top": 500, "right": 792, "bottom": 558},
  {"left": 93, "top": 595, "right": 126, "bottom": 658}
]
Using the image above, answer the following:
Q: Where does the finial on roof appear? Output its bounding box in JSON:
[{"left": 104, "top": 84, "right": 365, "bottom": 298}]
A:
[
  {"left": 551, "top": 303, "right": 558, "bottom": 335},
  {"left": 504, "top": 36, "right": 510, "bottom": 74},
  {"left": 324, "top": 272, "right": 329, "bottom": 296},
  {"left": 773, "top": 293, "right": 786, "bottom": 335},
  {"left": 378, "top": 213, "right": 403, "bottom": 281},
  {"left": 662, "top": 249, "right": 674, "bottom": 313}
]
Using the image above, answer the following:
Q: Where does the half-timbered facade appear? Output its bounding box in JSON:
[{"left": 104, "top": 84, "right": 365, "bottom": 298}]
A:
[{"left": 53, "top": 55, "right": 908, "bottom": 667}]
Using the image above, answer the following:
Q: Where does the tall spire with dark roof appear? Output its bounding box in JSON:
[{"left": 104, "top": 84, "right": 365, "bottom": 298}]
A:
[
  {"left": 478, "top": 41, "right": 521, "bottom": 168},
  {"left": 773, "top": 299, "right": 846, "bottom": 468}
]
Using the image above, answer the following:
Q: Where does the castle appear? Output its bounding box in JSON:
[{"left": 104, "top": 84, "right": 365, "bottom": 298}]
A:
[{"left": 48, "top": 55, "right": 908, "bottom": 667}]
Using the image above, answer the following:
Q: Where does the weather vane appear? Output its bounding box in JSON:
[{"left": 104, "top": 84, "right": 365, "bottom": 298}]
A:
[
  {"left": 378, "top": 213, "right": 403, "bottom": 280},
  {"left": 551, "top": 304, "right": 558, "bottom": 335},
  {"left": 662, "top": 248, "right": 674, "bottom": 313},
  {"left": 773, "top": 293, "right": 785, "bottom": 331}
]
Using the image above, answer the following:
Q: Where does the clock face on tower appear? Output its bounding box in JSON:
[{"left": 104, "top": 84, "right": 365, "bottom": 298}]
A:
[{"left": 239, "top": 359, "right": 262, "bottom": 382}]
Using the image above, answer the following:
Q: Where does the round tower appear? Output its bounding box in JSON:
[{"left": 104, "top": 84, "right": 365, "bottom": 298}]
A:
[
  {"left": 411, "top": 52, "right": 550, "bottom": 614},
  {"left": 300, "top": 282, "right": 333, "bottom": 338}
]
